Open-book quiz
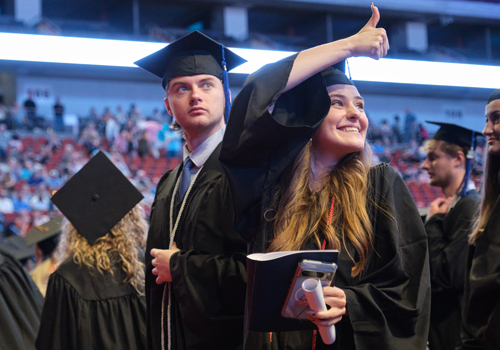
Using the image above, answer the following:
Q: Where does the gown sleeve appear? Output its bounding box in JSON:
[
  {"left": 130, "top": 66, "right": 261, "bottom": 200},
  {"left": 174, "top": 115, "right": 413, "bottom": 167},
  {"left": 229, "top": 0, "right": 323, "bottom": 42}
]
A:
[
  {"left": 36, "top": 272, "right": 81, "bottom": 350},
  {"left": 169, "top": 173, "right": 249, "bottom": 339},
  {"left": 149, "top": 146, "right": 248, "bottom": 348},
  {"left": 465, "top": 196, "right": 500, "bottom": 349},
  {"left": 0, "top": 252, "right": 43, "bottom": 350},
  {"left": 221, "top": 53, "right": 331, "bottom": 225},
  {"left": 36, "top": 263, "right": 147, "bottom": 350},
  {"left": 425, "top": 194, "right": 478, "bottom": 293},
  {"left": 340, "top": 164, "right": 431, "bottom": 350}
]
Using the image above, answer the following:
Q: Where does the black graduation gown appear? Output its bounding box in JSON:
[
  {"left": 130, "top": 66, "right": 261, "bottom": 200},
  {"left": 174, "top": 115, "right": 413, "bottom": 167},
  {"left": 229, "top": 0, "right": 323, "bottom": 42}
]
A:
[
  {"left": 146, "top": 144, "right": 247, "bottom": 350},
  {"left": 425, "top": 190, "right": 480, "bottom": 350},
  {"left": 35, "top": 254, "right": 147, "bottom": 350},
  {"left": 220, "top": 54, "right": 431, "bottom": 350},
  {"left": 459, "top": 195, "right": 500, "bottom": 350},
  {"left": 0, "top": 251, "right": 43, "bottom": 350}
]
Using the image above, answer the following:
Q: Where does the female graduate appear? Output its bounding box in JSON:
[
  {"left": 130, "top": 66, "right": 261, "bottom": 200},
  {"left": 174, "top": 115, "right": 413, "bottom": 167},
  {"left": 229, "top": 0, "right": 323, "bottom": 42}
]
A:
[
  {"left": 461, "top": 89, "right": 500, "bottom": 350},
  {"left": 36, "top": 151, "right": 148, "bottom": 350},
  {"left": 220, "top": 5, "right": 431, "bottom": 350}
]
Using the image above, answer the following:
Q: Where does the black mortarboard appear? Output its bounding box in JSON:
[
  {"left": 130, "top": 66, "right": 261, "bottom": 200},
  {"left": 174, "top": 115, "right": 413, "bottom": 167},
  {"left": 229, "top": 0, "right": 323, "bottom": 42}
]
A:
[
  {"left": 134, "top": 31, "right": 246, "bottom": 87},
  {"left": 332, "top": 59, "right": 347, "bottom": 74},
  {"left": 26, "top": 216, "right": 62, "bottom": 256},
  {"left": 487, "top": 89, "right": 500, "bottom": 104},
  {"left": 134, "top": 31, "right": 247, "bottom": 123},
  {"left": 321, "top": 63, "right": 354, "bottom": 87},
  {"left": 0, "top": 235, "right": 36, "bottom": 261},
  {"left": 51, "top": 151, "right": 143, "bottom": 245},
  {"left": 426, "top": 121, "right": 482, "bottom": 149}
]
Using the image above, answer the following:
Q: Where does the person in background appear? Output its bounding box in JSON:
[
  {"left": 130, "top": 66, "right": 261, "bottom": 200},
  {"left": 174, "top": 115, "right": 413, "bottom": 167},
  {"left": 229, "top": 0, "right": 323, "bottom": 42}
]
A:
[
  {"left": 6, "top": 101, "right": 20, "bottom": 129},
  {"left": 0, "top": 98, "right": 7, "bottom": 127},
  {"left": 0, "top": 187, "right": 14, "bottom": 214},
  {"left": 421, "top": 122, "right": 482, "bottom": 350},
  {"left": 36, "top": 151, "right": 147, "bottom": 350},
  {"left": 105, "top": 113, "right": 120, "bottom": 147},
  {"left": 0, "top": 123, "right": 11, "bottom": 162},
  {"left": 391, "top": 114, "right": 402, "bottom": 144},
  {"left": 404, "top": 108, "right": 417, "bottom": 143},
  {"left": 134, "top": 31, "right": 248, "bottom": 350},
  {"left": 460, "top": 88, "right": 500, "bottom": 350},
  {"left": 137, "top": 129, "right": 151, "bottom": 158},
  {"left": 221, "top": 5, "right": 430, "bottom": 349},
  {"left": 0, "top": 243, "right": 43, "bottom": 350},
  {"left": 163, "top": 124, "right": 183, "bottom": 162},
  {"left": 115, "top": 105, "right": 127, "bottom": 126},
  {"left": 23, "top": 90, "right": 37, "bottom": 130},
  {"left": 27, "top": 216, "right": 62, "bottom": 297},
  {"left": 0, "top": 233, "right": 37, "bottom": 268},
  {"left": 53, "top": 97, "right": 65, "bottom": 132}
]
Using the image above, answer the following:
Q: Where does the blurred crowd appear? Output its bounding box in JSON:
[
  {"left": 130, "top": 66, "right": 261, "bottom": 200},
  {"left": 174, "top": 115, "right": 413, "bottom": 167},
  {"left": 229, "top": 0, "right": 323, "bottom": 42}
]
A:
[
  {"left": 0, "top": 98, "right": 486, "bottom": 242},
  {"left": 368, "top": 111, "right": 485, "bottom": 185},
  {"left": 0, "top": 99, "right": 185, "bottom": 242}
]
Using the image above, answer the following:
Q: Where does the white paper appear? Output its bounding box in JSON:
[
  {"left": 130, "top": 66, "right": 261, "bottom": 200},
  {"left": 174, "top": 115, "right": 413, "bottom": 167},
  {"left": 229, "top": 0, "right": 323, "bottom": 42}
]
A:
[{"left": 302, "top": 278, "right": 336, "bottom": 345}]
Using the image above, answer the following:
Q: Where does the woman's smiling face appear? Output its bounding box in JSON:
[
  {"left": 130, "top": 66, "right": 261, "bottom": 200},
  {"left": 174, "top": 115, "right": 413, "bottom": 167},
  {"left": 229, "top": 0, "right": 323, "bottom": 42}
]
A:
[
  {"left": 311, "top": 84, "right": 368, "bottom": 164},
  {"left": 484, "top": 99, "right": 500, "bottom": 156}
]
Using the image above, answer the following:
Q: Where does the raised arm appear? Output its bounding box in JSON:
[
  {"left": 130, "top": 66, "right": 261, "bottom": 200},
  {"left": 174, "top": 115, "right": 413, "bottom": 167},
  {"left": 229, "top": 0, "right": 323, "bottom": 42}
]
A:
[
  {"left": 281, "top": 4, "right": 389, "bottom": 95},
  {"left": 221, "top": 5, "right": 389, "bottom": 227}
]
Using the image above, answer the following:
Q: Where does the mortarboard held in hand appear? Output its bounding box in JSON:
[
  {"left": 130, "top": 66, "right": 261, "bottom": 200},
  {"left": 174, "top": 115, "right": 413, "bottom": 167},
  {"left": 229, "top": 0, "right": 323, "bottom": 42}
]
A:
[
  {"left": 134, "top": 30, "right": 247, "bottom": 123},
  {"left": 51, "top": 151, "right": 144, "bottom": 245}
]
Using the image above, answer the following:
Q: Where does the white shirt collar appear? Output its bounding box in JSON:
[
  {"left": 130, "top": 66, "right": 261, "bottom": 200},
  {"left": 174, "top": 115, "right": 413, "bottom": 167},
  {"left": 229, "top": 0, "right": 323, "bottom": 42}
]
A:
[{"left": 183, "top": 125, "right": 226, "bottom": 168}]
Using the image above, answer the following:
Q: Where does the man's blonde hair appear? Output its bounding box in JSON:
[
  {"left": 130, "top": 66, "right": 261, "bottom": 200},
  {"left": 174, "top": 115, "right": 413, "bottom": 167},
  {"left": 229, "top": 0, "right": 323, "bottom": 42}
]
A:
[{"left": 424, "top": 139, "right": 467, "bottom": 159}]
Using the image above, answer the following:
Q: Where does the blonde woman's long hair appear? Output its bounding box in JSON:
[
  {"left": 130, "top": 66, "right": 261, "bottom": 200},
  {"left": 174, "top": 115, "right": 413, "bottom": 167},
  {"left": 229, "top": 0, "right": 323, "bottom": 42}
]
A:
[
  {"left": 470, "top": 148, "right": 500, "bottom": 245},
  {"left": 268, "top": 142, "right": 373, "bottom": 277},
  {"left": 56, "top": 204, "right": 148, "bottom": 294}
]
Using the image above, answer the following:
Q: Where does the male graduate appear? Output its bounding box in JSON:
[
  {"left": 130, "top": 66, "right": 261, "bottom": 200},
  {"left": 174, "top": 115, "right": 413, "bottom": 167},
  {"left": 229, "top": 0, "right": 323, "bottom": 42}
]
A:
[
  {"left": 421, "top": 121, "right": 482, "bottom": 350},
  {"left": 134, "top": 32, "right": 248, "bottom": 350},
  {"left": 27, "top": 216, "right": 62, "bottom": 297}
]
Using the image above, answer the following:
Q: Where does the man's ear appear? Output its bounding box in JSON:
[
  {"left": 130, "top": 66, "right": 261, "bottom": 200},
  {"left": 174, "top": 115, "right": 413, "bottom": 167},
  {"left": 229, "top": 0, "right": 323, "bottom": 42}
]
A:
[
  {"left": 228, "top": 89, "right": 232, "bottom": 104},
  {"left": 164, "top": 97, "right": 172, "bottom": 116},
  {"left": 454, "top": 151, "right": 466, "bottom": 168}
]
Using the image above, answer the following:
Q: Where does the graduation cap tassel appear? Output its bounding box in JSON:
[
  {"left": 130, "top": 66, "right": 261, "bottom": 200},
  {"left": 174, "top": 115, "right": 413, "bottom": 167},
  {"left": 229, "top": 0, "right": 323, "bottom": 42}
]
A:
[
  {"left": 461, "top": 132, "right": 475, "bottom": 197},
  {"left": 221, "top": 45, "right": 231, "bottom": 124}
]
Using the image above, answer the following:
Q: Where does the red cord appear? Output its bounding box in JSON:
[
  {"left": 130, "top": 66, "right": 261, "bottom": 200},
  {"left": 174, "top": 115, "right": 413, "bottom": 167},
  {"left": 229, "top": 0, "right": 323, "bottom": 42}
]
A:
[
  {"left": 313, "top": 195, "right": 334, "bottom": 349},
  {"left": 312, "top": 330, "right": 318, "bottom": 349},
  {"left": 272, "top": 196, "right": 336, "bottom": 349},
  {"left": 328, "top": 195, "right": 335, "bottom": 225}
]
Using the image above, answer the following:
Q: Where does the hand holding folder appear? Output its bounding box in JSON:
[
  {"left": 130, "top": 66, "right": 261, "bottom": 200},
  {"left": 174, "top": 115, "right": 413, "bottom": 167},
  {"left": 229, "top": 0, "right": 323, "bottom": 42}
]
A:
[{"left": 246, "top": 250, "right": 339, "bottom": 332}]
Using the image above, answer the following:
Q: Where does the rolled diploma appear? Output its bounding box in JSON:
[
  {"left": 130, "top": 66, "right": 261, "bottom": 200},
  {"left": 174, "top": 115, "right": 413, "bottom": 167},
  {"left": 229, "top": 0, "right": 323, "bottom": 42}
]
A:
[{"left": 302, "top": 278, "right": 336, "bottom": 344}]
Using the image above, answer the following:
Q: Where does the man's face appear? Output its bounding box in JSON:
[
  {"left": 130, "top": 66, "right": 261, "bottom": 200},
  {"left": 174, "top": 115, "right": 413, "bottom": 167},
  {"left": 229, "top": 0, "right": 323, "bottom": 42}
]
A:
[
  {"left": 422, "top": 141, "right": 456, "bottom": 189},
  {"left": 164, "top": 74, "right": 225, "bottom": 136}
]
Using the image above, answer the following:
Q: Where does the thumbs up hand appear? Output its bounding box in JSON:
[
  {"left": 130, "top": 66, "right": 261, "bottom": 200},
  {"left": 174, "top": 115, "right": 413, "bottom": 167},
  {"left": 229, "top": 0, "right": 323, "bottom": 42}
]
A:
[
  {"left": 346, "top": 4, "right": 389, "bottom": 60},
  {"left": 365, "top": 3, "right": 381, "bottom": 29}
]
